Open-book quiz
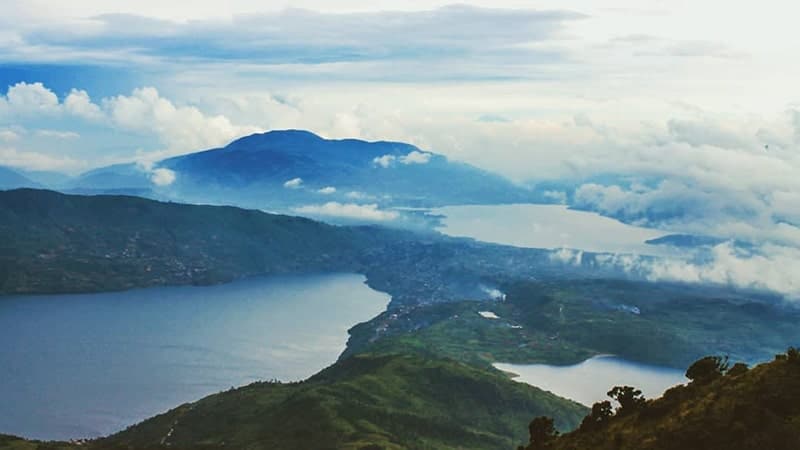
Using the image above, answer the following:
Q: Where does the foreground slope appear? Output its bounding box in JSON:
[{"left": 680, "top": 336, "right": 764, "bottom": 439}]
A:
[
  {"left": 95, "top": 353, "right": 586, "bottom": 450},
  {"left": 520, "top": 351, "right": 800, "bottom": 450}
]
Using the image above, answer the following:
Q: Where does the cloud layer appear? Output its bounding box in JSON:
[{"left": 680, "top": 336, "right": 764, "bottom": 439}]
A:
[
  {"left": 0, "top": 82, "right": 259, "bottom": 171},
  {"left": 293, "top": 202, "right": 399, "bottom": 222},
  {"left": 11, "top": 6, "right": 581, "bottom": 78}
]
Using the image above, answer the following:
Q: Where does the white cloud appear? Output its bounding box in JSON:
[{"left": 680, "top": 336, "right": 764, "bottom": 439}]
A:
[
  {"left": 374, "top": 150, "right": 432, "bottom": 168},
  {"left": 400, "top": 150, "right": 432, "bottom": 165},
  {"left": 549, "top": 247, "right": 584, "bottom": 266},
  {"left": 543, "top": 190, "right": 567, "bottom": 204},
  {"left": 103, "top": 87, "right": 260, "bottom": 154},
  {"left": 317, "top": 186, "right": 336, "bottom": 194},
  {"left": 346, "top": 191, "right": 372, "bottom": 200},
  {"left": 293, "top": 202, "right": 399, "bottom": 221},
  {"left": 0, "top": 146, "right": 84, "bottom": 172},
  {"left": 4, "top": 82, "right": 59, "bottom": 114},
  {"left": 0, "top": 82, "right": 265, "bottom": 171},
  {"left": 283, "top": 177, "right": 303, "bottom": 189},
  {"left": 0, "top": 130, "right": 20, "bottom": 142},
  {"left": 586, "top": 242, "right": 800, "bottom": 299},
  {"left": 373, "top": 154, "right": 396, "bottom": 168},
  {"left": 150, "top": 167, "right": 176, "bottom": 186},
  {"left": 35, "top": 129, "right": 80, "bottom": 139},
  {"left": 64, "top": 89, "right": 103, "bottom": 121}
]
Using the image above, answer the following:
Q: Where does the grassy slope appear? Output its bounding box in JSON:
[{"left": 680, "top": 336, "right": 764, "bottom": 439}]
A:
[
  {"left": 528, "top": 353, "right": 800, "bottom": 450},
  {"left": 345, "top": 280, "right": 800, "bottom": 369},
  {"left": 0, "top": 435, "right": 77, "bottom": 450},
  {"left": 96, "top": 353, "right": 587, "bottom": 450}
]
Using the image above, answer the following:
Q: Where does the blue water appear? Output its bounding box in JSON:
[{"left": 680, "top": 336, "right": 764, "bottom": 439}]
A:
[
  {"left": 435, "top": 204, "right": 676, "bottom": 256},
  {"left": 495, "top": 355, "right": 687, "bottom": 406},
  {"left": 0, "top": 273, "right": 389, "bottom": 440}
]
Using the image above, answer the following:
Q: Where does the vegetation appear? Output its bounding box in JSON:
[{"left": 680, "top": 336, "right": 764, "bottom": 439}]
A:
[
  {"left": 519, "top": 349, "right": 800, "bottom": 450},
  {"left": 0, "top": 435, "right": 78, "bottom": 450},
  {"left": 6, "top": 353, "right": 584, "bottom": 450},
  {"left": 0, "top": 189, "right": 364, "bottom": 294},
  {"left": 3, "top": 189, "right": 800, "bottom": 450},
  {"left": 0, "top": 189, "right": 590, "bottom": 305},
  {"left": 345, "top": 279, "right": 800, "bottom": 369}
]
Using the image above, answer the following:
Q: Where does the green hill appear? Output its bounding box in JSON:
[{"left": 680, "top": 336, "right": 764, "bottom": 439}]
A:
[
  {"left": 0, "top": 188, "right": 363, "bottom": 294},
  {"left": 1, "top": 353, "right": 585, "bottom": 450},
  {"left": 518, "top": 350, "right": 800, "bottom": 450},
  {"left": 0, "top": 188, "right": 595, "bottom": 305}
]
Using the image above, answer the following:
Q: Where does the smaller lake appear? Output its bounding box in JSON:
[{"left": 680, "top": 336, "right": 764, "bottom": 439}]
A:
[
  {"left": 495, "top": 355, "right": 687, "bottom": 406},
  {"left": 434, "top": 204, "right": 674, "bottom": 256},
  {"left": 0, "top": 273, "right": 389, "bottom": 441}
]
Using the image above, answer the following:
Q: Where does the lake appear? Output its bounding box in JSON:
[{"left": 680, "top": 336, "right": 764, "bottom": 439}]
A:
[
  {"left": 434, "top": 204, "right": 674, "bottom": 256},
  {"left": 0, "top": 273, "right": 389, "bottom": 441},
  {"left": 495, "top": 355, "right": 687, "bottom": 407}
]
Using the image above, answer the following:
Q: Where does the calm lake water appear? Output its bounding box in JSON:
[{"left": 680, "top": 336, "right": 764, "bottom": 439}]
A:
[
  {"left": 435, "top": 204, "right": 673, "bottom": 256},
  {"left": 495, "top": 355, "right": 687, "bottom": 407},
  {"left": 0, "top": 273, "right": 389, "bottom": 441}
]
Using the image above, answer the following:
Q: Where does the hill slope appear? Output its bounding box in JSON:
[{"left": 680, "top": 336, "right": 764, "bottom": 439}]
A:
[
  {"left": 519, "top": 351, "right": 800, "bottom": 450},
  {"left": 0, "top": 188, "right": 361, "bottom": 294},
  {"left": 0, "top": 166, "right": 37, "bottom": 190},
  {"left": 70, "top": 130, "right": 532, "bottom": 209},
  {"left": 0, "top": 188, "right": 599, "bottom": 303},
  {"left": 98, "top": 353, "right": 587, "bottom": 450}
]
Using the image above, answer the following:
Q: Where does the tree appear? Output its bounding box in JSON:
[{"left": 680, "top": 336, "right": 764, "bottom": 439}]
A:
[
  {"left": 727, "top": 362, "right": 749, "bottom": 376},
  {"left": 787, "top": 347, "right": 800, "bottom": 365},
  {"left": 686, "top": 356, "right": 729, "bottom": 384},
  {"left": 527, "top": 416, "right": 558, "bottom": 449},
  {"left": 607, "top": 386, "right": 646, "bottom": 415},
  {"left": 579, "top": 400, "right": 614, "bottom": 431}
]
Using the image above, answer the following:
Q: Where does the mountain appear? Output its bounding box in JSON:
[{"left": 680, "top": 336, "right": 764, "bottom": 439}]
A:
[
  {"left": 71, "top": 163, "right": 154, "bottom": 190},
  {"left": 518, "top": 350, "right": 800, "bottom": 450},
  {"left": 69, "top": 130, "right": 533, "bottom": 211},
  {"left": 0, "top": 166, "right": 38, "bottom": 190},
  {"left": 13, "top": 169, "right": 73, "bottom": 188}
]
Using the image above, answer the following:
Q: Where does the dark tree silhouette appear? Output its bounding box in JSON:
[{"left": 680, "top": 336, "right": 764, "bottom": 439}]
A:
[
  {"left": 727, "top": 362, "right": 749, "bottom": 376},
  {"left": 527, "top": 416, "right": 558, "bottom": 449},
  {"left": 579, "top": 400, "right": 614, "bottom": 431},
  {"left": 686, "top": 356, "right": 730, "bottom": 384},
  {"left": 607, "top": 386, "right": 646, "bottom": 415},
  {"left": 787, "top": 347, "right": 800, "bottom": 364}
]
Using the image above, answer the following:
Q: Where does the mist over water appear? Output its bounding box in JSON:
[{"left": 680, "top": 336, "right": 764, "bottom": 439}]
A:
[{"left": 0, "top": 273, "right": 389, "bottom": 441}]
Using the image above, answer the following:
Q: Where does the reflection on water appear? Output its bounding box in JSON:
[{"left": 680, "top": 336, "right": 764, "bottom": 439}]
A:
[
  {"left": 435, "top": 204, "right": 674, "bottom": 256},
  {"left": 0, "top": 273, "right": 388, "bottom": 440},
  {"left": 495, "top": 355, "right": 687, "bottom": 406}
]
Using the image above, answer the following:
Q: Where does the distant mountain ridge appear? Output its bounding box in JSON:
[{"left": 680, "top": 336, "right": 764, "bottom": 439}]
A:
[
  {"left": 0, "top": 166, "right": 38, "bottom": 190},
  {"left": 68, "top": 130, "right": 533, "bottom": 211}
]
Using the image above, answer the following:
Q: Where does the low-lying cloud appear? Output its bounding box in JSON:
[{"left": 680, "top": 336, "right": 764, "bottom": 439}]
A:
[
  {"left": 150, "top": 167, "right": 176, "bottom": 186},
  {"left": 550, "top": 243, "right": 800, "bottom": 299},
  {"left": 373, "top": 150, "right": 433, "bottom": 168},
  {"left": 293, "top": 202, "right": 398, "bottom": 222},
  {"left": 283, "top": 177, "right": 303, "bottom": 189}
]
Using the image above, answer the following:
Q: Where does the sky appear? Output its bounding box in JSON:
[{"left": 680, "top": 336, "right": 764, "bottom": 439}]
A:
[{"left": 1, "top": 1, "right": 800, "bottom": 295}]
